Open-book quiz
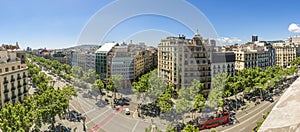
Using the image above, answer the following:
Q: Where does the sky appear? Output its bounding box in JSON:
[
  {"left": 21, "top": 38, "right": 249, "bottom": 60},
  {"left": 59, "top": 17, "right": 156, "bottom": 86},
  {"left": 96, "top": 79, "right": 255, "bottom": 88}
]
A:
[{"left": 0, "top": 0, "right": 300, "bottom": 49}]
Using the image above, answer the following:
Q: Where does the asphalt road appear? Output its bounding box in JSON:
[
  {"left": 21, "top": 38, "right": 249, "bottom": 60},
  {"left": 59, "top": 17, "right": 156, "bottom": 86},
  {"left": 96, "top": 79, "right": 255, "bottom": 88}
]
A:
[
  {"left": 69, "top": 92, "right": 167, "bottom": 132},
  {"left": 221, "top": 101, "right": 276, "bottom": 132},
  {"left": 201, "top": 96, "right": 280, "bottom": 132},
  {"left": 39, "top": 69, "right": 166, "bottom": 132}
]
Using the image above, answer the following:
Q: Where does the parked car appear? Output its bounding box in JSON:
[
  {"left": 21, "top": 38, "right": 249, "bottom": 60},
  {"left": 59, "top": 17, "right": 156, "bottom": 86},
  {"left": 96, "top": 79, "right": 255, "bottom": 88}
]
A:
[
  {"left": 266, "top": 97, "right": 274, "bottom": 103},
  {"left": 125, "top": 108, "right": 130, "bottom": 115}
]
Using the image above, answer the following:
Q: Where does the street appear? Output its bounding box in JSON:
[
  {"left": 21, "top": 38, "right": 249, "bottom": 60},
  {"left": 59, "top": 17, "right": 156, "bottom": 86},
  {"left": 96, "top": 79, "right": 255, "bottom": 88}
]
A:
[
  {"left": 34, "top": 62, "right": 291, "bottom": 132},
  {"left": 38, "top": 68, "right": 167, "bottom": 132}
]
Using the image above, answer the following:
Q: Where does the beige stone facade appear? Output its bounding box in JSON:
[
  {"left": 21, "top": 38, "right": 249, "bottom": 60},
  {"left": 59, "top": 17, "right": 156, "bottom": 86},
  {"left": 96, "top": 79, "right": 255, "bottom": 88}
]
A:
[
  {"left": 134, "top": 49, "right": 157, "bottom": 81},
  {"left": 274, "top": 45, "right": 296, "bottom": 68},
  {"left": 234, "top": 51, "right": 258, "bottom": 70},
  {"left": 158, "top": 34, "right": 211, "bottom": 91},
  {"left": 0, "top": 50, "right": 28, "bottom": 108},
  {"left": 234, "top": 43, "right": 275, "bottom": 70}
]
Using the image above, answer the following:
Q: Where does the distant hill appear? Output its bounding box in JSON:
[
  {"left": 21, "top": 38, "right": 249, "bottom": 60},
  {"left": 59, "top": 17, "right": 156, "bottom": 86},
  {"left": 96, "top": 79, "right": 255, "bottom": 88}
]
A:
[{"left": 65, "top": 44, "right": 100, "bottom": 50}]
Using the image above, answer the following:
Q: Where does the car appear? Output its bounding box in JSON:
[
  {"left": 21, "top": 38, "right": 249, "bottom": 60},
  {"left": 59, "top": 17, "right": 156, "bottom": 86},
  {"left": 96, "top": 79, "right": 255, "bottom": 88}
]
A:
[
  {"left": 125, "top": 108, "right": 130, "bottom": 115},
  {"left": 266, "top": 97, "right": 274, "bottom": 102},
  {"left": 228, "top": 120, "right": 234, "bottom": 125}
]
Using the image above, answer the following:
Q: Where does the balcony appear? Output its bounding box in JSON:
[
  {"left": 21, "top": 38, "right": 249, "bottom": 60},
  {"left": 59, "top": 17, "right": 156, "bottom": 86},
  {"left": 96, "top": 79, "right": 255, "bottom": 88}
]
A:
[
  {"left": 4, "top": 88, "right": 9, "bottom": 93},
  {"left": 23, "top": 82, "right": 27, "bottom": 85},
  {"left": 23, "top": 74, "right": 27, "bottom": 78},
  {"left": 17, "top": 84, "right": 22, "bottom": 88},
  {"left": 11, "top": 78, "right": 15, "bottom": 82},
  {"left": 12, "top": 94, "right": 17, "bottom": 99},
  {"left": 17, "top": 76, "right": 22, "bottom": 80},
  {"left": 11, "top": 86, "right": 16, "bottom": 90},
  {"left": 3, "top": 80, "right": 8, "bottom": 84}
]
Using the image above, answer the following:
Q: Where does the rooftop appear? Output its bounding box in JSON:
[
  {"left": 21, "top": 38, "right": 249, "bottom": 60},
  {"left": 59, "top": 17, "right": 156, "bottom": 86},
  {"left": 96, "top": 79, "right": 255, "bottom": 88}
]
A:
[
  {"left": 259, "top": 76, "right": 300, "bottom": 132},
  {"left": 95, "top": 42, "right": 118, "bottom": 53},
  {"left": 211, "top": 52, "right": 235, "bottom": 63}
]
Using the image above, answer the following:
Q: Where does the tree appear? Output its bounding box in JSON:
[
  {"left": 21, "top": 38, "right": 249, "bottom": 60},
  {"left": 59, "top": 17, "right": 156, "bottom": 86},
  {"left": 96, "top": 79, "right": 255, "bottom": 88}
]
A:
[
  {"left": 178, "top": 79, "right": 203, "bottom": 102},
  {"left": 82, "top": 69, "right": 99, "bottom": 84},
  {"left": 208, "top": 73, "right": 228, "bottom": 108},
  {"left": 92, "top": 80, "right": 104, "bottom": 101},
  {"left": 175, "top": 98, "right": 192, "bottom": 114},
  {"left": 157, "top": 92, "right": 173, "bottom": 113},
  {"left": 112, "top": 75, "right": 124, "bottom": 93},
  {"left": 0, "top": 103, "right": 35, "bottom": 131},
  {"left": 193, "top": 94, "right": 206, "bottom": 112},
  {"left": 133, "top": 73, "right": 150, "bottom": 103},
  {"left": 147, "top": 69, "right": 167, "bottom": 102},
  {"left": 106, "top": 77, "right": 116, "bottom": 99},
  {"left": 71, "top": 66, "right": 83, "bottom": 79},
  {"left": 176, "top": 80, "right": 205, "bottom": 123},
  {"left": 182, "top": 124, "right": 199, "bottom": 132},
  {"left": 166, "top": 124, "right": 176, "bottom": 132}
]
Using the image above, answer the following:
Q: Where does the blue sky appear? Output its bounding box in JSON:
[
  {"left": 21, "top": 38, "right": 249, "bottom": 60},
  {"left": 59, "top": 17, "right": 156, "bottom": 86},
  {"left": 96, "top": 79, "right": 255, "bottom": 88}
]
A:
[{"left": 0, "top": 0, "right": 300, "bottom": 49}]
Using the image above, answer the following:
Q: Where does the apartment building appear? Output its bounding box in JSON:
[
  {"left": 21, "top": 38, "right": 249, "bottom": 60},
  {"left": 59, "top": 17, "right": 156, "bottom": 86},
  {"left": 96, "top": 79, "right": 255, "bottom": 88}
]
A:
[
  {"left": 286, "top": 36, "right": 300, "bottom": 46},
  {"left": 158, "top": 34, "right": 211, "bottom": 92},
  {"left": 134, "top": 48, "right": 158, "bottom": 81},
  {"left": 95, "top": 43, "right": 157, "bottom": 87},
  {"left": 273, "top": 42, "right": 297, "bottom": 68},
  {"left": 234, "top": 51, "right": 258, "bottom": 70},
  {"left": 52, "top": 51, "right": 67, "bottom": 64},
  {"left": 234, "top": 42, "right": 275, "bottom": 70},
  {"left": 85, "top": 52, "right": 96, "bottom": 71},
  {"left": 70, "top": 50, "right": 78, "bottom": 67},
  {"left": 286, "top": 36, "right": 300, "bottom": 57},
  {"left": 70, "top": 49, "right": 97, "bottom": 71},
  {"left": 0, "top": 49, "right": 28, "bottom": 108},
  {"left": 211, "top": 52, "right": 235, "bottom": 77}
]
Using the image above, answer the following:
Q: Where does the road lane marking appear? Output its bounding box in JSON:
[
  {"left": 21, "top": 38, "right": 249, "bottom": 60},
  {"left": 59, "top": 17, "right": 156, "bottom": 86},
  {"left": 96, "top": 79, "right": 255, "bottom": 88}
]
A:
[
  {"left": 77, "top": 95, "right": 95, "bottom": 110},
  {"left": 86, "top": 108, "right": 111, "bottom": 125},
  {"left": 239, "top": 127, "right": 246, "bottom": 132},
  {"left": 131, "top": 120, "right": 140, "bottom": 132},
  {"left": 85, "top": 108, "right": 96, "bottom": 115},
  {"left": 238, "top": 102, "right": 269, "bottom": 120},
  {"left": 70, "top": 102, "right": 81, "bottom": 113},
  {"left": 90, "top": 106, "right": 124, "bottom": 132}
]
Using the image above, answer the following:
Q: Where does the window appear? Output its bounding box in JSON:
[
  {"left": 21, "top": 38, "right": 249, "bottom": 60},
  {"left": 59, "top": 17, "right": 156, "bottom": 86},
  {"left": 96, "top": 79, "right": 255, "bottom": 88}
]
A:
[
  {"left": 12, "top": 66, "right": 15, "bottom": 70},
  {"left": 5, "top": 68, "right": 9, "bottom": 72}
]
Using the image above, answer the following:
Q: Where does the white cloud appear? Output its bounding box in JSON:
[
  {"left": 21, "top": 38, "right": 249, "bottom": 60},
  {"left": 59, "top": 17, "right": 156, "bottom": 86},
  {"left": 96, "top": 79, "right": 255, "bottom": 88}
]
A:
[
  {"left": 216, "top": 37, "right": 243, "bottom": 45},
  {"left": 288, "top": 23, "right": 300, "bottom": 33}
]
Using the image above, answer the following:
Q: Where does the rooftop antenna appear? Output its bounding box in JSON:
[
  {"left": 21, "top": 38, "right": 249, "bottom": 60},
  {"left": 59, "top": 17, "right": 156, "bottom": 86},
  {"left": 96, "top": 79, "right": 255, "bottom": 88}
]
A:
[{"left": 196, "top": 29, "right": 199, "bottom": 35}]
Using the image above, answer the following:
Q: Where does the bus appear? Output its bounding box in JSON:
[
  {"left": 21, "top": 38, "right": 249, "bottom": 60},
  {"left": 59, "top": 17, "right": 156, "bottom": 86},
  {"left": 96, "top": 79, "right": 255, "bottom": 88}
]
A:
[{"left": 198, "top": 111, "right": 230, "bottom": 130}]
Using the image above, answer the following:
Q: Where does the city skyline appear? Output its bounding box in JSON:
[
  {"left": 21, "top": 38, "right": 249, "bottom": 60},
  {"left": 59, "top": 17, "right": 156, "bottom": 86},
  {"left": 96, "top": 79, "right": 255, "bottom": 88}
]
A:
[{"left": 1, "top": 0, "right": 300, "bottom": 49}]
